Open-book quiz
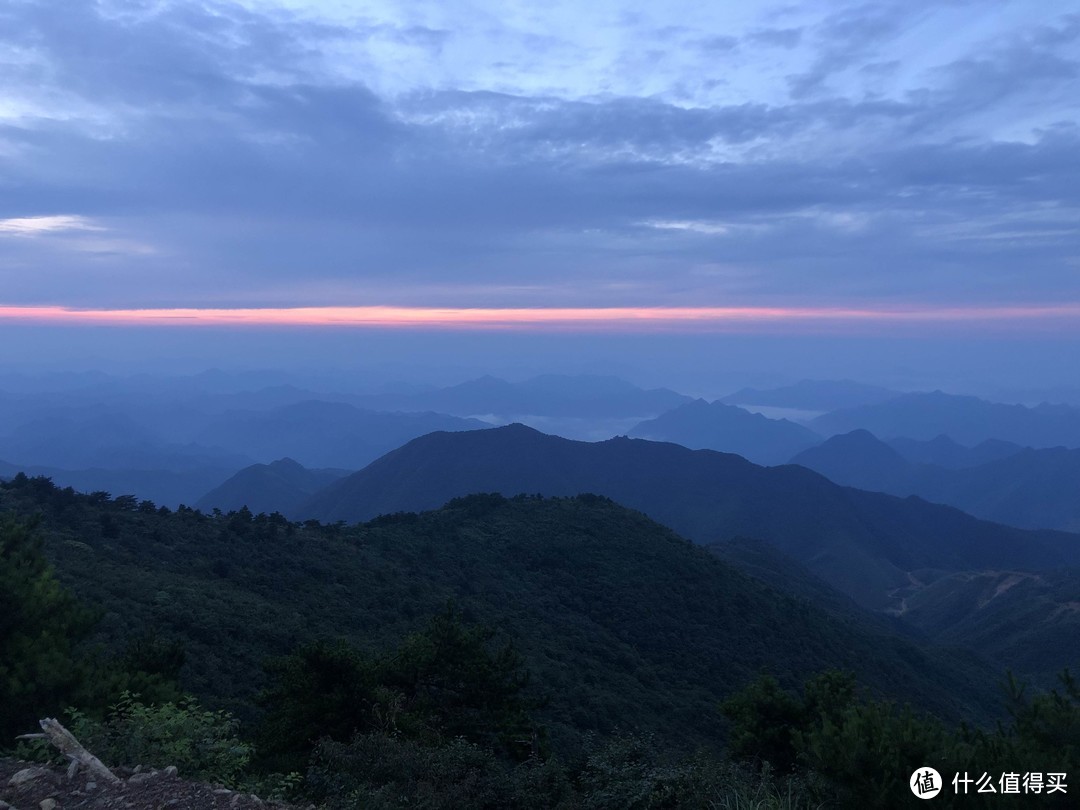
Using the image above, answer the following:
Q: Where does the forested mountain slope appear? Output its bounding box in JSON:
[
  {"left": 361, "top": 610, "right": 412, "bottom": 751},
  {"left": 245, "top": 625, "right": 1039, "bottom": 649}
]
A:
[
  {"left": 0, "top": 476, "right": 997, "bottom": 753},
  {"left": 302, "top": 425, "right": 1080, "bottom": 610}
]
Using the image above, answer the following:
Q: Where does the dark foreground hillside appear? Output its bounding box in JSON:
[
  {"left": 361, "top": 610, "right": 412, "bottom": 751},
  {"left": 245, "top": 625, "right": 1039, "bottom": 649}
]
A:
[{"left": 0, "top": 475, "right": 994, "bottom": 754}]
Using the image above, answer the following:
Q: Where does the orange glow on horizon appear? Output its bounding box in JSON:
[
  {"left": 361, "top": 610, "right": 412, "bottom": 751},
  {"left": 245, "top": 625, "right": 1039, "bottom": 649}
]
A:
[{"left": 0, "top": 304, "right": 1077, "bottom": 331}]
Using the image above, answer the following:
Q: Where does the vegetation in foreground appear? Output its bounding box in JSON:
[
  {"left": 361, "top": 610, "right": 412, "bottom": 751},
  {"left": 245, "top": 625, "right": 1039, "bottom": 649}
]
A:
[{"left": 2, "top": 474, "right": 1077, "bottom": 807}]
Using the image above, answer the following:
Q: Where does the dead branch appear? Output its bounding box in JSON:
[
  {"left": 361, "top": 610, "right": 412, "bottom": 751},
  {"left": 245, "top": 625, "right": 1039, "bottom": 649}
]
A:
[{"left": 16, "top": 718, "right": 122, "bottom": 785}]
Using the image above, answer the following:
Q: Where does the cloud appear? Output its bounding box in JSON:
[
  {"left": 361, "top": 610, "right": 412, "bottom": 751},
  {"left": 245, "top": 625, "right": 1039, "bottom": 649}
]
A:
[
  {"left": 0, "top": 215, "right": 104, "bottom": 236},
  {"left": 747, "top": 27, "right": 803, "bottom": 49},
  {"left": 642, "top": 220, "right": 734, "bottom": 236},
  {"left": 785, "top": 2, "right": 914, "bottom": 99},
  {"left": 915, "top": 14, "right": 1080, "bottom": 135},
  {"left": 0, "top": 0, "right": 1076, "bottom": 314}
]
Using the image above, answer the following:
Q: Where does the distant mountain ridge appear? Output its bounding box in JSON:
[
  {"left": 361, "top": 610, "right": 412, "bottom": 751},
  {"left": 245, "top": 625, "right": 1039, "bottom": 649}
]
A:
[
  {"left": 792, "top": 430, "right": 1080, "bottom": 532},
  {"left": 0, "top": 373, "right": 690, "bottom": 506},
  {"left": 193, "top": 401, "right": 487, "bottom": 469},
  {"left": 791, "top": 429, "right": 912, "bottom": 490},
  {"left": 299, "top": 424, "right": 1080, "bottom": 611},
  {"left": 351, "top": 374, "right": 692, "bottom": 418},
  {"left": 886, "top": 434, "right": 1024, "bottom": 469},
  {"left": 812, "top": 391, "right": 1080, "bottom": 448},
  {"left": 628, "top": 399, "right": 820, "bottom": 465},
  {"left": 722, "top": 379, "right": 900, "bottom": 411},
  {"left": 196, "top": 458, "right": 349, "bottom": 518}
]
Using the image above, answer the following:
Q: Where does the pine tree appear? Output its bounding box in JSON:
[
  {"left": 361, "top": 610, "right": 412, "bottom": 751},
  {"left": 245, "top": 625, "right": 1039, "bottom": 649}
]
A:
[{"left": 0, "top": 516, "right": 97, "bottom": 742}]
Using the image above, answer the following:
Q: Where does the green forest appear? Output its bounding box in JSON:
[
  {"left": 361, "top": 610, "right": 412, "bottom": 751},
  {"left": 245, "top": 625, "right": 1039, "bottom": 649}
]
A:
[{"left": 2, "top": 474, "right": 1077, "bottom": 808}]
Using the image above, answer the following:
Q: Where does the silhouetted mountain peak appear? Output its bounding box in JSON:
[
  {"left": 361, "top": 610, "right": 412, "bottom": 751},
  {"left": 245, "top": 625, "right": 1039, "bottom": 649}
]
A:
[
  {"left": 628, "top": 399, "right": 819, "bottom": 465},
  {"left": 925, "top": 433, "right": 961, "bottom": 449},
  {"left": 791, "top": 430, "right": 910, "bottom": 482},
  {"left": 196, "top": 457, "right": 349, "bottom": 518},
  {"left": 818, "top": 429, "right": 900, "bottom": 455},
  {"left": 267, "top": 457, "right": 305, "bottom": 473}
]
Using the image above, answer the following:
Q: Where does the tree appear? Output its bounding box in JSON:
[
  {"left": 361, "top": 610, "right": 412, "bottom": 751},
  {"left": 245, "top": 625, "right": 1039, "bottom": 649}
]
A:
[
  {"left": 380, "top": 605, "right": 539, "bottom": 759},
  {"left": 0, "top": 516, "right": 97, "bottom": 742},
  {"left": 720, "top": 673, "right": 804, "bottom": 773},
  {"left": 256, "top": 639, "right": 378, "bottom": 773},
  {"left": 256, "top": 606, "right": 542, "bottom": 772}
]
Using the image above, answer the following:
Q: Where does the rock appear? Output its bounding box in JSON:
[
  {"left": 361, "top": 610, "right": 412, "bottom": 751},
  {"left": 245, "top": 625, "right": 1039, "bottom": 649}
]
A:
[
  {"left": 163, "top": 765, "right": 178, "bottom": 778},
  {"left": 9, "top": 766, "right": 50, "bottom": 786},
  {"left": 85, "top": 780, "right": 97, "bottom": 790},
  {"left": 40, "top": 799, "right": 58, "bottom": 810},
  {"left": 127, "top": 771, "right": 158, "bottom": 784}
]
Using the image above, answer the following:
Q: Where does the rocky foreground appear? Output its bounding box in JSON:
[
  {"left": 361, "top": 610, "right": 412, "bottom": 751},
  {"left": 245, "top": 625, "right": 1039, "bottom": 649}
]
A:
[{"left": 0, "top": 759, "right": 306, "bottom": 810}]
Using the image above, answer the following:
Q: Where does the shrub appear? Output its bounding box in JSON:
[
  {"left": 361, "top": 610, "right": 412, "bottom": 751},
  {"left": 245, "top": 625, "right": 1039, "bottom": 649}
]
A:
[{"left": 67, "top": 691, "right": 252, "bottom": 784}]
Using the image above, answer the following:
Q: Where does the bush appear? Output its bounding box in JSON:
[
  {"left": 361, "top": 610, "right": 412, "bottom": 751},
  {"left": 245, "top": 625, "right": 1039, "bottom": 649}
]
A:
[
  {"left": 67, "top": 692, "right": 252, "bottom": 785},
  {"left": 306, "top": 733, "right": 575, "bottom": 809},
  {"left": 577, "top": 733, "right": 814, "bottom": 810},
  {"left": 723, "top": 669, "right": 1080, "bottom": 809}
]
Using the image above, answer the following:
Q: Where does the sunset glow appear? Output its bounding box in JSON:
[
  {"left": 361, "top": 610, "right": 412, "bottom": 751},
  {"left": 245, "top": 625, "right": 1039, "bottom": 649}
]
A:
[{"left": 1, "top": 304, "right": 1077, "bottom": 331}]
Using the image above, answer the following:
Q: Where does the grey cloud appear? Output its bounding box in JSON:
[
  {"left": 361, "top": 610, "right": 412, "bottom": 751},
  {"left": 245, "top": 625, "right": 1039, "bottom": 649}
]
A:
[
  {"left": 386, "top": 25, "right": 451, "bottom": 50},
  {"left": 858, "top": 60, "right": 900, "bottom": 77},
  {"left": 5, "top": 82, "right": 1077, "bottom": 305},
  {"left": 786, "top": 1, "right": 922, "bottom": 98},
  {"left": 747, "top": 27, "right": 803, "bottom": 49},
  {"left": 4, "top": 1, "right": 323, "bottom": 108},
  {"left": 878, "top": 125, "right": 1080, "bottom": 204},
  {"left": 0, "top": 0, "right": 1077, "bottom": 311},
  {"left": 696, "top": 34, "right": 740, "bottom": 53},
  {"left": 1029, "top": 12, "right": 1080, "bottom": 47},
  {"left": 399, "top": 91, "right": 916, "bottom": 161},
  {"left": 932, "top": 17, "right": 1079, "bottom": 110}
]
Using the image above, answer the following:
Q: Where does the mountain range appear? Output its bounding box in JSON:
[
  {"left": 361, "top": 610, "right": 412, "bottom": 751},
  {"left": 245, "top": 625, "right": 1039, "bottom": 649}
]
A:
[
  {"left": 191, "top": 401, "right": 486, "bottom": 469},
  {"left": 349, "top": 374, "right": 692, "bottom": 419},
  {"left": 294, "top": 425, "right": 1079, "bottom": 619},
  {"left": 791, "top": 430, "right": 1080, "bottom": 532},
  {"left": 720, "top": 379, "right": 900, "bottom": 411},
  {"left": 885, "top": 434, "right": 1024, "bottom": 469},
  {"left": 811, "top": 391, "right": 1080, "bottom": 448},
  {"left": 628, "top": 399, "right": 820, "bottom": 465},
  {"left": 195, "top": 458, "right": 349, "bottom": 517},
  {"left": 0, "top": 373, "right": 697, "bottom": 502}
]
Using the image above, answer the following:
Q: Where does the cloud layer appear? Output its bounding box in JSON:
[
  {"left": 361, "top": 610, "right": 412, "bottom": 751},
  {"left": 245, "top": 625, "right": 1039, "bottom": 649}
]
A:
[{"left": 1, "top": 0, "right": 1078, "bottom": 316}]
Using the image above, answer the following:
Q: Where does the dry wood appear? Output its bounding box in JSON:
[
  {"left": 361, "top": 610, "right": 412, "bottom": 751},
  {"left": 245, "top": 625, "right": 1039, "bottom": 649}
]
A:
[{"left": 16, "top": 718, "right": 122, "bottom": 785}]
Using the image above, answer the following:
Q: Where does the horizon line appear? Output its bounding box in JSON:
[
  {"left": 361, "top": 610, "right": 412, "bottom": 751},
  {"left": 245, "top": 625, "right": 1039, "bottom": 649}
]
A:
[{"left": 0, "top": 303, "right": 1078, "bottom": 332}]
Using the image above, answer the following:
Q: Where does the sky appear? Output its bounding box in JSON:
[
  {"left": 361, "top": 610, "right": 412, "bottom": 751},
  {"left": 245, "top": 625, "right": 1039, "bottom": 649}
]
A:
[{"left": 0, "top": 0, "right": 1078, "bottom": 392}]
